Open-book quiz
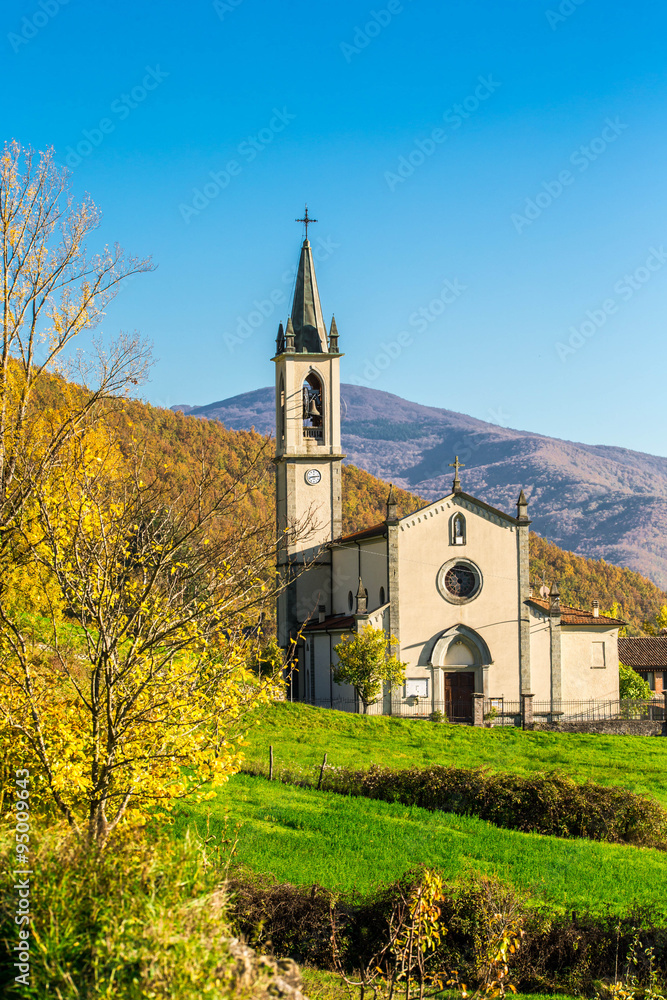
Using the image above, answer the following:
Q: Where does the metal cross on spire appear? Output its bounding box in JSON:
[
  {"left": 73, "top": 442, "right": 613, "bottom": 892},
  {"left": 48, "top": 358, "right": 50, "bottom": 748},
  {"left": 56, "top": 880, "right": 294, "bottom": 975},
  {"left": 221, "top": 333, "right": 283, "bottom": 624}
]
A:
[
  {"left": 449, "top": 456, "right": 465, "bottom": 479},
  {"left": 295, "top": 204, "right": 317, "bottom": 240},
  {"left": 449, "top": 455, "right": 465, "bottom": 492}
]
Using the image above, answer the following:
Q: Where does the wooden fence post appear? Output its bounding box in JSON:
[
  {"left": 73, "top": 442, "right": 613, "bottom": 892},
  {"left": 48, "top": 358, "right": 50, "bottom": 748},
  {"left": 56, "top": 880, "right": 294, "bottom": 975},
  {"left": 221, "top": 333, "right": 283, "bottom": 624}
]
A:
[
  {"left": 269, "top": 745, "right": 274, "bottom": 781},
  {"left": 317, "top": 752, "right": 328, "bottom": 790}
]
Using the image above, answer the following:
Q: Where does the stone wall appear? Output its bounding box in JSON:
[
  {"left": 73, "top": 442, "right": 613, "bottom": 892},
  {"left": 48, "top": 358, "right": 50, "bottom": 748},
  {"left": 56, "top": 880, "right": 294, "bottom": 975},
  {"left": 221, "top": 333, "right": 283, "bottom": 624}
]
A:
[{"left": 533, "top": 719, "right": 666, "bottom": 736}]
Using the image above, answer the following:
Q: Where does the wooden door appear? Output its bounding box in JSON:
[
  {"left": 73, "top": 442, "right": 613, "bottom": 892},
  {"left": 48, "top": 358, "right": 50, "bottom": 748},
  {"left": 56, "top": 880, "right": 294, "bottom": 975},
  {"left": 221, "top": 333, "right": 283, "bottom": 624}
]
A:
[{"left": 445, "top": 672, "right": 475, "bottom": 723}]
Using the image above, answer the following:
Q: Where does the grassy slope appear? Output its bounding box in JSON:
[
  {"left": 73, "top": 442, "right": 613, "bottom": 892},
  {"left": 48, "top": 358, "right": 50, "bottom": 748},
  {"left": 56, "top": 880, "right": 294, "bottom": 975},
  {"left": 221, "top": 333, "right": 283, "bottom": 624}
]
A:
[
  {"left": 243, "top": 702, "right": 667, "bottom": 807},
  {"left": 174, "top": 774, "right": 667, "bottom": 918}
]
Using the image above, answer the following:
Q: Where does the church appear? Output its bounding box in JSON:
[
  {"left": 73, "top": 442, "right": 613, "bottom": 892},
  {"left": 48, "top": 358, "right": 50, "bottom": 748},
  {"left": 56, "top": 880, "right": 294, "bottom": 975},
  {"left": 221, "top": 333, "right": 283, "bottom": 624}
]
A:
[{"left": 274, "top": 224, "right": 623, "bottom": 722}]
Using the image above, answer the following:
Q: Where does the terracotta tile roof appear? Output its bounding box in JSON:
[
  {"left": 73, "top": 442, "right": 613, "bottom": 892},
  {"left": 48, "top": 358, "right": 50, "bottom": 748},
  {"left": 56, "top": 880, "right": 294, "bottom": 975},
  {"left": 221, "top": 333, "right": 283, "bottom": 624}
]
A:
[
  {"left": 334, "top": 523, "right": 386, "bottom": 544},
  {"left": 618, "top": 637, "right": 667, "bottom": 668},
  {"left": 527, "top": 598, "right": 625, "bottom": 626},
  {"left": 302, "top": 614, "right": 356, "bottom": 633}
]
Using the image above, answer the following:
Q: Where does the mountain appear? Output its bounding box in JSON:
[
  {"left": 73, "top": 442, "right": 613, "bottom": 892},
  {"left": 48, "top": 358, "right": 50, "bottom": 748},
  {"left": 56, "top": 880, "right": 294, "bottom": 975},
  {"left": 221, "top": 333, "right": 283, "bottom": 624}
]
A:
[{"left": 173, "top": 384, "right": 667, "bottom": 589}]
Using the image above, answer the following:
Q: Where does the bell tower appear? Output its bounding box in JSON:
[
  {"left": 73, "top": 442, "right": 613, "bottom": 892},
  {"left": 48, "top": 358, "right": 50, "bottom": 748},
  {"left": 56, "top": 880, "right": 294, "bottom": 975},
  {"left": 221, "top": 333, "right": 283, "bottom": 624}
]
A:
[{"left": 274, "top": 210, "right": 343, "bottom": 648}]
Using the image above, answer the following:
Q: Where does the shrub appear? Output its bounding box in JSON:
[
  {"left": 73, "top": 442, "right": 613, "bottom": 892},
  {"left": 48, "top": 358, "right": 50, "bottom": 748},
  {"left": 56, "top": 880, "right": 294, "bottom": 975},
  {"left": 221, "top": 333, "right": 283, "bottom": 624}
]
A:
[
  {"left": 620, "top": 663, "right": 654, "bottom": 700},
  {"left": 315, "top": 764, "right": 667, "bottom": 848},
  {"left": 227, "top": 867, "right": 667, "bottom": 995}
]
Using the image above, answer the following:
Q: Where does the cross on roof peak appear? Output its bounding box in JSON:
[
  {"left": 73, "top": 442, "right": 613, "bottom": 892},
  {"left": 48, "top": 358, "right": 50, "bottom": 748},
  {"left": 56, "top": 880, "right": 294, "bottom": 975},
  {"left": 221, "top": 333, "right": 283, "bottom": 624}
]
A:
[
  {"left": 449, "top": 455, "right": 465, "bottom": 492},
  {"left": 295, "top": 204, "right": 317, "bottom": 240}
]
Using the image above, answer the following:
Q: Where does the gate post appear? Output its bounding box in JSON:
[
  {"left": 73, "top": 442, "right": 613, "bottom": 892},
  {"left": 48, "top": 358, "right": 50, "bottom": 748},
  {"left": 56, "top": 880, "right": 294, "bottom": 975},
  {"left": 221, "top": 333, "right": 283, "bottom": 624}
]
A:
[
  {"left": 521, "top": 693, "right": 534, "bottom": 730},
  {"left": 473, "top": 693, "right": 484, "bottom": 727}
]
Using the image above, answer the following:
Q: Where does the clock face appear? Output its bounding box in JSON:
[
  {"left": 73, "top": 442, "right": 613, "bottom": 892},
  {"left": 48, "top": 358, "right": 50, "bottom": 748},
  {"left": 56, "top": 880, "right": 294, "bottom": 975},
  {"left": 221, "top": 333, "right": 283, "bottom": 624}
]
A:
[{"left": 305, "top": 468, "right": 322, "bottom": 485}]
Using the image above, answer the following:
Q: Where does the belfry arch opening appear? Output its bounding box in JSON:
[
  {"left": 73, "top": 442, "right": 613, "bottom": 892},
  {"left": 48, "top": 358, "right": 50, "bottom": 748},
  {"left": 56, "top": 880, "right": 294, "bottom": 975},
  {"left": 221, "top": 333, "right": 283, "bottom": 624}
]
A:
[{"left": 303, "top": 371, "right": 323, "bottom": 440}]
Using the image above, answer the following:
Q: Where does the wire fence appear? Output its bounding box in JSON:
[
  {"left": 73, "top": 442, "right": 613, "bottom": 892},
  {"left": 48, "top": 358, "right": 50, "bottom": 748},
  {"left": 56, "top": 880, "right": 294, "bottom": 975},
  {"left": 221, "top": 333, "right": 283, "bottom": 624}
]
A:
[{"left": 295, "top": 695, "right": 666, "bottom": 725}]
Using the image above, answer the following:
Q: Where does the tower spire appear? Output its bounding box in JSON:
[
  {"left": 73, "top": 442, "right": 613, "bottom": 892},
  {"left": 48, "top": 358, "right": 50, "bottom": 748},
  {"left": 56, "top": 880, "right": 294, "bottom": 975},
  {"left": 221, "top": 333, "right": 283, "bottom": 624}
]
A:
[{"left": 290, "top": 206, "right": 328, "bottom": 353}]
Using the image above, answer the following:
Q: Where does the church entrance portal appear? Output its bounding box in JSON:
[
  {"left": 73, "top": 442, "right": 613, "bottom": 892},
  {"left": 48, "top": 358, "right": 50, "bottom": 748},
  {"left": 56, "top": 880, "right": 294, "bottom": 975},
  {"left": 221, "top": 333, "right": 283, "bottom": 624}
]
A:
[{"left": 444, "top": 672, "right": 475, "bottom": 723}]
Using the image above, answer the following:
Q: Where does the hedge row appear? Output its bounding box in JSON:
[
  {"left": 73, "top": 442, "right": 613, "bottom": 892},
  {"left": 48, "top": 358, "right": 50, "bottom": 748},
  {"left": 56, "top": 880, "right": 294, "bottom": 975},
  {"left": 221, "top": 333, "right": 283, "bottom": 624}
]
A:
[
  {"left": 244, "top": 762, "right": 667, "bottom": 848},
  {"left": 228, "top": 866, "right": 667, "bottom": 995}
]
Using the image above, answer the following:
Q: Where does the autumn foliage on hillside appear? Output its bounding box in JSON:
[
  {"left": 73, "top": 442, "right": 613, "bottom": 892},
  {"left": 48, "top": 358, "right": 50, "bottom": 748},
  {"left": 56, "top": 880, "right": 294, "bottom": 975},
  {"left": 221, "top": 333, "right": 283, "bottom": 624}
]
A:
[
  {"left": 115, "top": 403, "right": 665, "bottom": 632},
  {"left": 341, "top": 464, "right": 420, "bottom": 531},
  {"left": 529, "top": 534, "right": 666, "bottom": 633},
  {"left": 22, "top": 376, "right": 667, "bottom": 634}
]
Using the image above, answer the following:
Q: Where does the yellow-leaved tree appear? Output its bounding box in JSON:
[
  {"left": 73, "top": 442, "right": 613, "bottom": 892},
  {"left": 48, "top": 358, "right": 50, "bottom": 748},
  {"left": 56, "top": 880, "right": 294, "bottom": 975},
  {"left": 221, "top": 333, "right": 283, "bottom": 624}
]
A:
[
  {"left": 333, "top": 624, "right": 407, "bottom": 713},
  {"left": 0, "top": 411, "right": 284, "bottom": 844},
  {"left": 0, "top": 142, "right": 153, "bottom": 828},
  {"left": 0, "top": 143, "right": 290, "bottom": 845}
]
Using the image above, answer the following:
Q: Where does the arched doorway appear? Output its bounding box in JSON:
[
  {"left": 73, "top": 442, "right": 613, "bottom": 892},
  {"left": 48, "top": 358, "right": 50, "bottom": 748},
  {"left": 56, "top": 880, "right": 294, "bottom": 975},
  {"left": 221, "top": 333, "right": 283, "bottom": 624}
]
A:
[
  {"left": 431, "top": 627, "right": 491, "bottom": 723},
  {"left": 442, "top": 639, "right": 476, "bottom": 722}
]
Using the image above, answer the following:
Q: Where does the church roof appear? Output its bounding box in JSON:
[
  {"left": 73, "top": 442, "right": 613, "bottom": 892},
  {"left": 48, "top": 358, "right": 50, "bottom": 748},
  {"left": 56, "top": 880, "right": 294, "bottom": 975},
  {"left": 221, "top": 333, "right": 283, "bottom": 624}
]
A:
[
  {"left": 333, "top": 490, "right": 521, "bottom": 546},
  {"left": 618, "top": 636, "right": 667, "bottom": 668},
  {"left": 335, "top": 523, "right": 387, "bottom": 544},
  {"left": 410, "top": 491, "right": 521, "bottom": 525},
  {"left": 302, "top": 613, "right": 356, "bottom": 632},
  {"left": 527, "top": 598, "right": 626, "bottom": 626},
  {"left": 291, "top": 239, "right": 328, "bottom": 353}
]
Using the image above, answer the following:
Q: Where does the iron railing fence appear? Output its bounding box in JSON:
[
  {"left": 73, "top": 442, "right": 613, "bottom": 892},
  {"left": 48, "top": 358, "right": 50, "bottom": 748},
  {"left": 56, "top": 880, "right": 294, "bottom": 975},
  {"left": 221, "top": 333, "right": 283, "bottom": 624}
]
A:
[
  {"left": 294, "top": 695, "right": 666, "bottom": 725},
  {"left": 531, "top": 698, "right": 666, "bottom": 722},
  {"left": 482, "top": 698, "right": 521, "bottom": 727}
]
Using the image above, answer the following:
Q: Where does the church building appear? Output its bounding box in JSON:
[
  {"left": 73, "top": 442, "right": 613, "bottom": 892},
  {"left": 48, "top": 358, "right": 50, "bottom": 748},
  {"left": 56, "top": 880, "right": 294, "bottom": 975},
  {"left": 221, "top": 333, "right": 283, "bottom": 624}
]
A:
[{"left": 273, "top": 226, "right": 623, "bottom": 722}]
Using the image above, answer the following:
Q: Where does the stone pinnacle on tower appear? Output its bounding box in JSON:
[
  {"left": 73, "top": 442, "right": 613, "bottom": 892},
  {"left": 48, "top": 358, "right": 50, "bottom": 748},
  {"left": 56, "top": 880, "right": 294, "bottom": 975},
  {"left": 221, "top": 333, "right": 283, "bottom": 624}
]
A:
[
  {"left": 356, "top": 577, "right": 367, "bottom": 615},
  {"left": 386, "top": 483, "right": 399, "bottom": 525},
  {"left": 329, "top": 315, "right": 339, "bottom": 354}
]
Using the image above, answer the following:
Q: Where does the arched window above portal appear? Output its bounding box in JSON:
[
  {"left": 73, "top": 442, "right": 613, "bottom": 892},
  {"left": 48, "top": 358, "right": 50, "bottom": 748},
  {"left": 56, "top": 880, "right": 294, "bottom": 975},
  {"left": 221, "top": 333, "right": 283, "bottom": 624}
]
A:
[{"left": 302, "top": 371, "right": 323, "bottom": 441}]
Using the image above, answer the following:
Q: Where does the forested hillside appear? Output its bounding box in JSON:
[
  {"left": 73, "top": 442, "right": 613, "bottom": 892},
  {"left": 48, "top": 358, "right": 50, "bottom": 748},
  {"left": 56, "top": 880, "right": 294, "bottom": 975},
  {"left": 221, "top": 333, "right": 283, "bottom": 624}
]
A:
[
  {"left": 28, "top": 375, "right": 665, "bottom": 633},
  {"left": 119, "top": 399, "right": 667, "bottom": 633},
  {"left": 180, "top": 384, "right": 667, "bottom": 589}
]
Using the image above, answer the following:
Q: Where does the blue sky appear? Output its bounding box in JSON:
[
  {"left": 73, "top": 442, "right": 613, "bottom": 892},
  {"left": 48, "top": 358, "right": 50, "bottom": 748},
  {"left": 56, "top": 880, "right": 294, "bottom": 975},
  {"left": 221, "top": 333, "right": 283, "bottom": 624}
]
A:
[{"left": 4, "top": 0, "right": 667, "bottom": 455}]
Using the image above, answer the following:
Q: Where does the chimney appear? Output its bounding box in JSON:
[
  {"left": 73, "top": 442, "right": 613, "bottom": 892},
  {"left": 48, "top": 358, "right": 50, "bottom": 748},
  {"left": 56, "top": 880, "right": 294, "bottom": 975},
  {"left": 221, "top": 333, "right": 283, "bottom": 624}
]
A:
[
  {"left": 318, "top": 604, "right": 326, "bottom": 623},
  {"left": 549, "top": 581, "right": 561, "bottom": 617},
  {"left": 592, "top": 599, "right": 599, "bottom": 618}
]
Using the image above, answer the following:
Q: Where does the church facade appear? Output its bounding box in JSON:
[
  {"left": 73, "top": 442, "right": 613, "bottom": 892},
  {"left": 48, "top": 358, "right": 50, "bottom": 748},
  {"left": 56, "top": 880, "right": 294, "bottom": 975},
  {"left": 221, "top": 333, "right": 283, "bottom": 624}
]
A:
[{"left": 274, "top": 233, "right": 622, "bottom": 721}]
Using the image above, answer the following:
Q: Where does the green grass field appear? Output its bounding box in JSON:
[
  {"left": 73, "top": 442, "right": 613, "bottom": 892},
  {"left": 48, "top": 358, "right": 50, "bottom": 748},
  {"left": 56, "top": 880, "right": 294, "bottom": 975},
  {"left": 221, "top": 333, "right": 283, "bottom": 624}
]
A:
[
  {"left": 174, "top": 774, "right": 667, "bottom": 918},
  {"left": 243, "top": 702, "right": 667, "bottom": 807}
]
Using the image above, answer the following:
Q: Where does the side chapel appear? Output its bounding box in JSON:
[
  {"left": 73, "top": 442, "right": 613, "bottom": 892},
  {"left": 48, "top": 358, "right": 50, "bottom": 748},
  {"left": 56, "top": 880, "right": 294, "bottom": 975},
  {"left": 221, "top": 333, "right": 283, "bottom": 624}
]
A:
[{"left": 273, "top": 224, "right": 622, "bottom": 721}]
